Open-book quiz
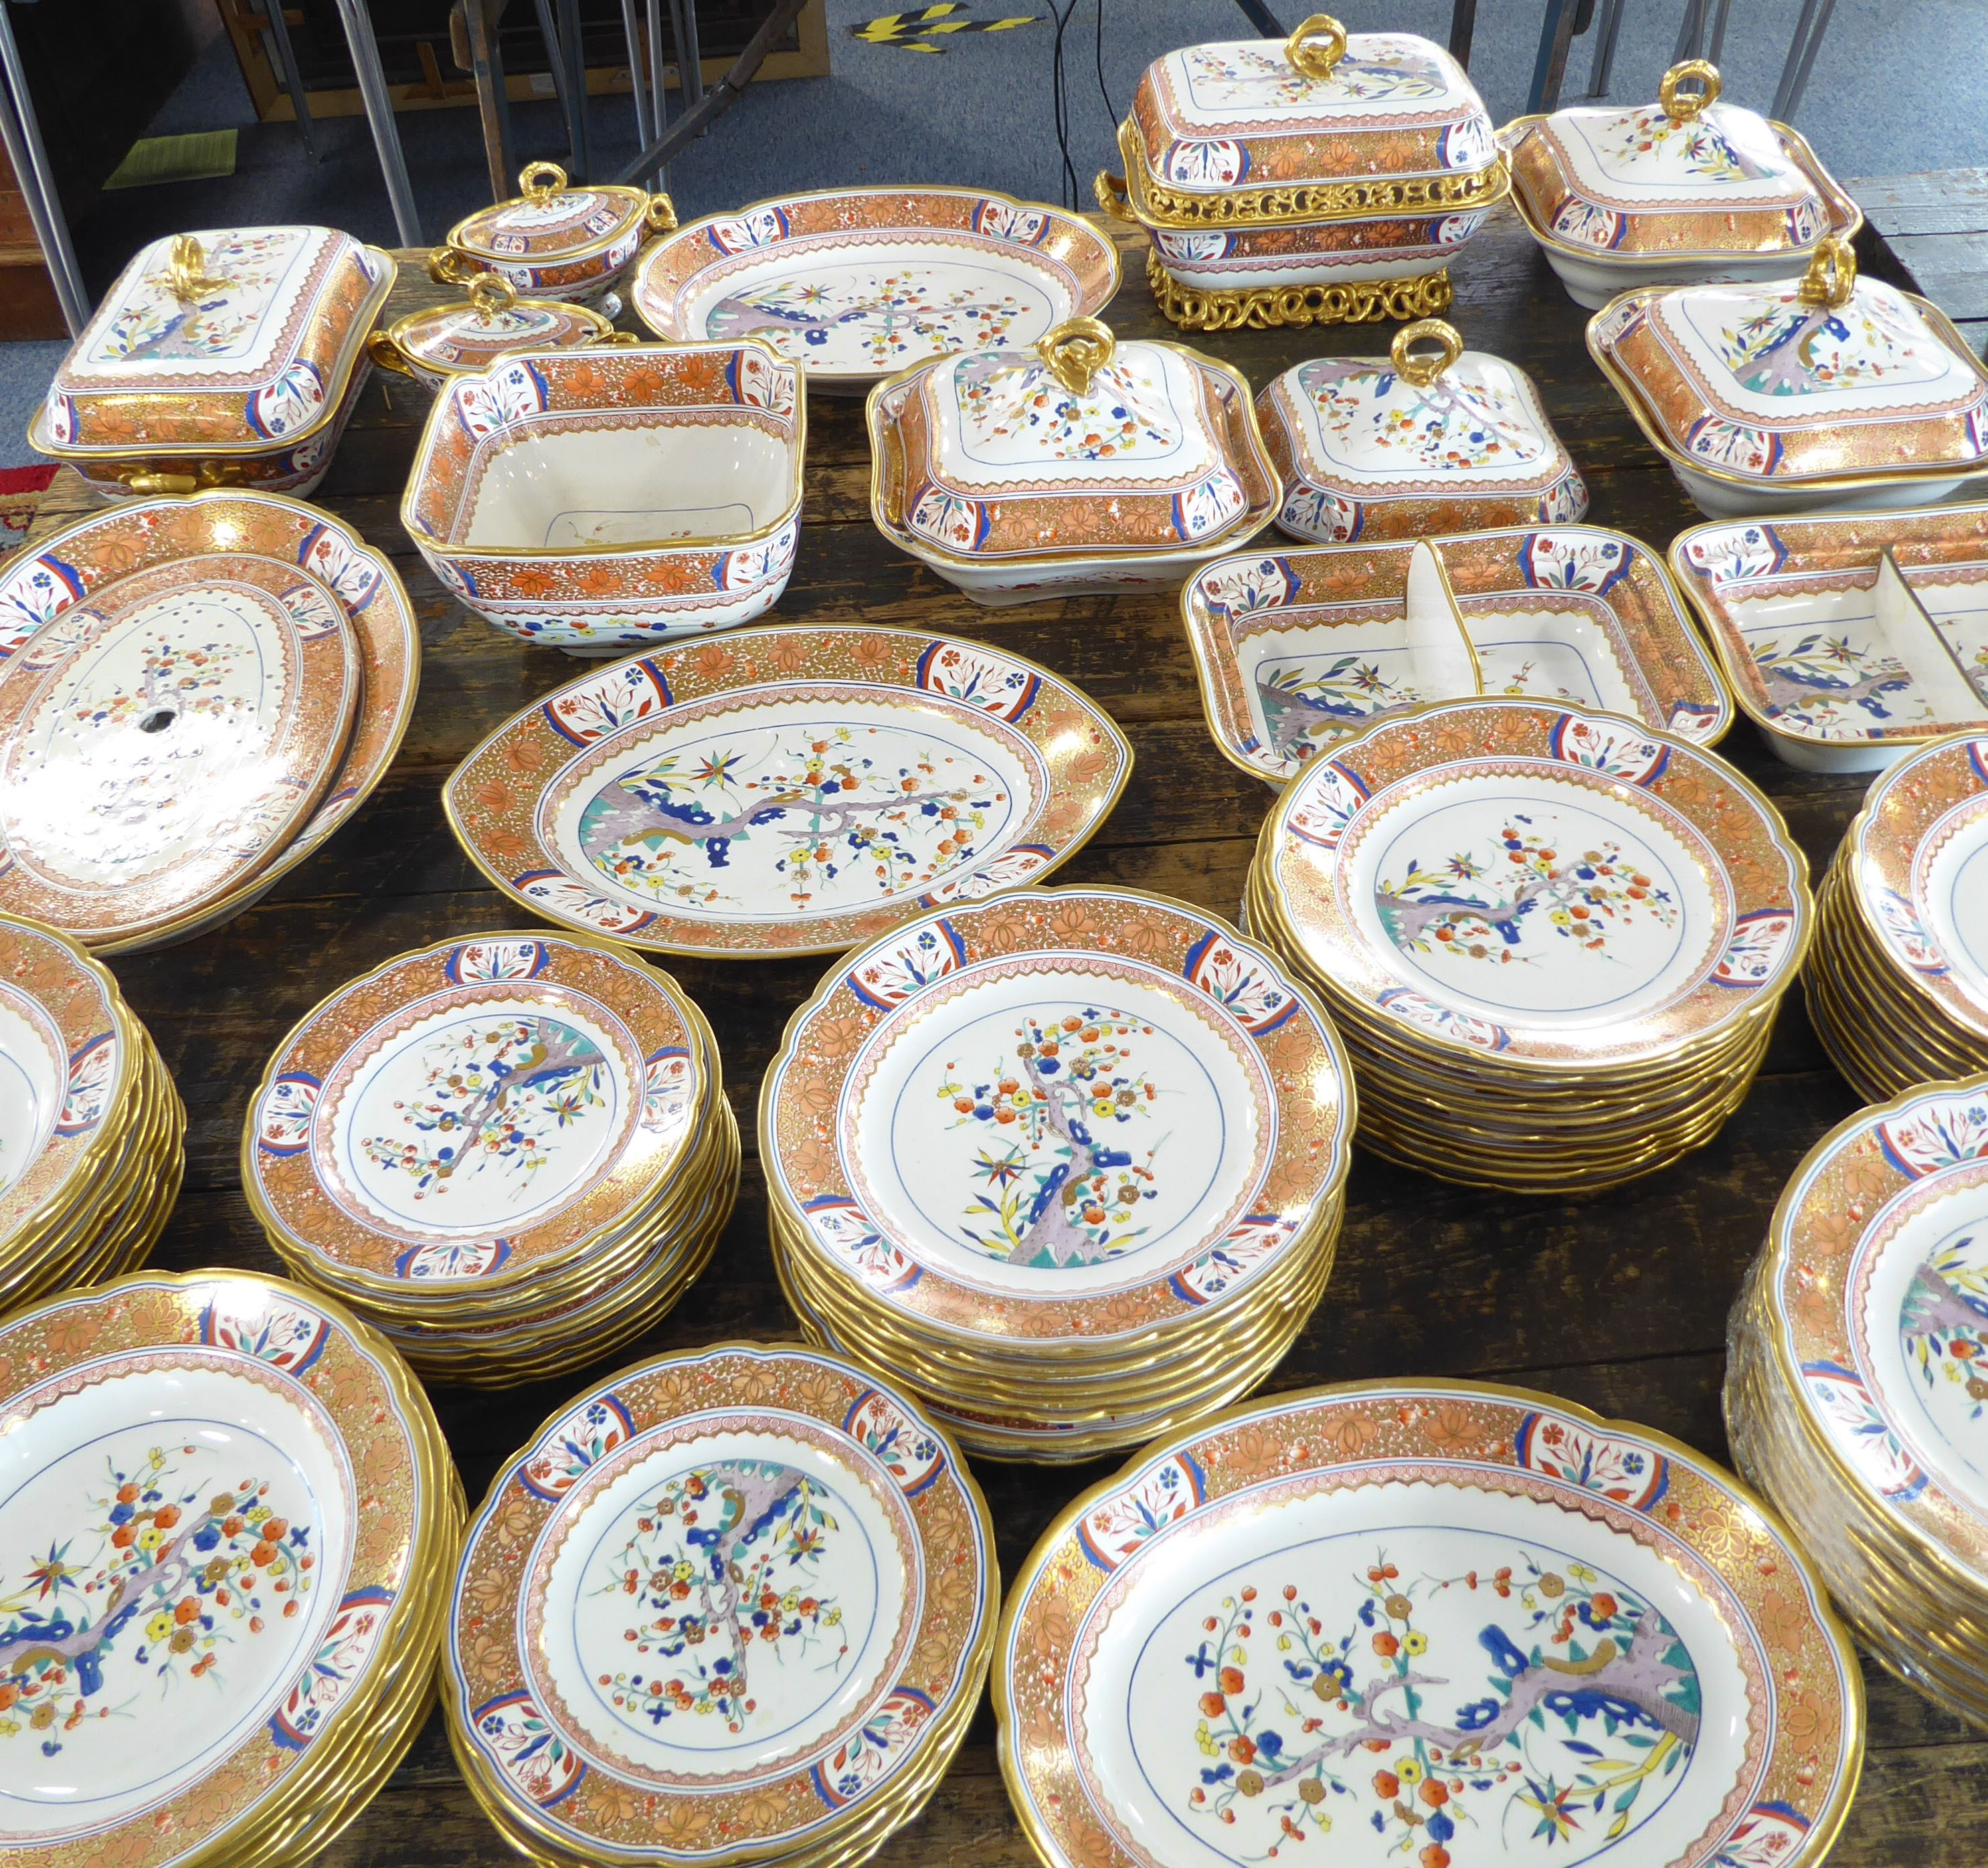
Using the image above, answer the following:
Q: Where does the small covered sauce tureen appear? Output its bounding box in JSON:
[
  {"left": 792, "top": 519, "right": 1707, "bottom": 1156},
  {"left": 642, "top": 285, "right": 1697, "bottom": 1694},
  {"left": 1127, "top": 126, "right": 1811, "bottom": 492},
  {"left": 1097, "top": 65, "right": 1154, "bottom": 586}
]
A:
[
  {"left": 1097, "top": 15, "right": 1506, "bottom": 331},
  {"left": 368, "top": 272, "right": 628, "bottom": 391},
  {"left": 1257, "top": 318, "right": 1586, "bottom": 542},
  {"left": 1589, "top": 237, "right": 1988, "bottom": 519},
  {"left": 1504, "top": 60, "right": 1862, "bottom": 308},
  {"left": 868, "top": 314, "right": 1277, "bottom": 604},
  {"left": 434, "top": 161, "right": 676, "bottom": 306},
  {"left": 31, "top": 224, "right": 394, "bottom": 500}
]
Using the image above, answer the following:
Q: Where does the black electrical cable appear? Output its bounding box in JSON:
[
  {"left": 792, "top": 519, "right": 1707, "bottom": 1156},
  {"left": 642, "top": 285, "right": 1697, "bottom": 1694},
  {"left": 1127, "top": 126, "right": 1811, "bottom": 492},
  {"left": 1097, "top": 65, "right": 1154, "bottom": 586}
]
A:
[
  {"left": 1094, "top": 0, "right": 1115, "bottom": 132},
  {"left": 1045, "top": 0, "right": 1081, "bottom": 209}
]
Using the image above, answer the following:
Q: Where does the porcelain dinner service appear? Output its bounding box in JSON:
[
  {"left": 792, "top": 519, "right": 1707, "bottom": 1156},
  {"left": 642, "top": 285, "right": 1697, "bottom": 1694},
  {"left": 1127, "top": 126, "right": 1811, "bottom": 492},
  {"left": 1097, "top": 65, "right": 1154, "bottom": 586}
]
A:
[
  {"left": 0, "top": 1269, "right": 463, "bottom": 1868},
  {"left": 632, "top": 185, "right": 1122, "bottom": 393},
  {"left": 443, "top": 626, "right": 1130, "bottom": 960},
  {"left": 1728, "top": 1078, "right": 1988, "bottom": 1726},
  {"left": 444, "top": 1341, "right": 996, "bottom": 1867},
  {"left": 999, "top": 1378, "right": 1863, "bottom": 1868},
  {"left": 1588, "top": 238, "right": 1988, "bottom": 519},
  {"left": 1245, "top": 697, "right": 1809, "bottom": 1191},
  {"left": 29, "top": 224, "right": 394, "bottom": 500},
  {"left": 761, "top": 884, "right": 1354, "bottom": 1460},
  {"left": 244, "top": 930, "right": 738, "bottom": 1386},
  {"left": 1185, "top": 528, "right": 1730, "bottom": 784},
  {"left": 1503, "top": 60, "right": 1862, "bottom": 310},
  {"left": 1099, "top": 15, "right": 1507, "bottom": 331}
]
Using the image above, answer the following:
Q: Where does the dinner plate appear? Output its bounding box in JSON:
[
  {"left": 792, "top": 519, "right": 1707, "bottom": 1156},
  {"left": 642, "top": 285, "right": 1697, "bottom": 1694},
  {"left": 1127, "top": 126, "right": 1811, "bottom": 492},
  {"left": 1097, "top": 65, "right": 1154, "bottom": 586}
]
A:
[
  {"left": 444, "top": 628, "right": 1130, "bottom": 959},
  {"left": 0, "top": 491, "right": 420, "bottom": 952},
  {"left": 998, "top": 1378, "right": 1863, "bottom": 1868},
  {"left": 764, "top": 886, "right": 1351, "bottom": 1353},
  {"left": 0, "top": 1269, "right": 454, "bottom": 1866},
  {"left": 445, "top": 1343, "right": 996, "bottom": 1865},
  {"left": 1257, "top": 699, "right": 1807, "bottom": 1070},
  {"left": 632, "top": 187, "right": 1121, "bottom": 391}
]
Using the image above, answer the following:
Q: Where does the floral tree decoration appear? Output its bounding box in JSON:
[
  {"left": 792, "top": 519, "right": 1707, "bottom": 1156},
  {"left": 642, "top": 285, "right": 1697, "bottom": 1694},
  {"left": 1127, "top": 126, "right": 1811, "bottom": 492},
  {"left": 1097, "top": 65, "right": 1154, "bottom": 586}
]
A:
[
  {"left": 360, "top": 1016, "right": 610, "bottom": 1203},
  {"left": 577, "top": 731, "right": 1002, "bottom": 912},
  {"left": 1256, "top": 658, "right": 1424, "bottom": 763},
  {"left": 1184, "top": 1548, "right": 1700, "bottom": 1865},
  {"left": 1748, "top": 633, "right": 1915, "bottom": 734},
  {"left": 593, "top": 1462, "right": 848, "bottom": 1736},
  {"left": 1375, "top": 822, "right": 1678, "bottom": 967},
  {"left": 935, "top": 1007, "right": 1163, "bottom": 1269},
  {"left": 0, "top": 1445, "right": 312, "bottom": 1754},
  {"left": 1903, "top": 1238, "right": 1988, "bottom": 1416}
]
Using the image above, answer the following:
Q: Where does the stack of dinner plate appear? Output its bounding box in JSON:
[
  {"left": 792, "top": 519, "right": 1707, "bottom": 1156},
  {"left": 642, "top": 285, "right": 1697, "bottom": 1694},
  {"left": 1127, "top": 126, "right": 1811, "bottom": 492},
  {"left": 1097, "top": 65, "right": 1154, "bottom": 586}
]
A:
[
  {"left": 1245, "top": 697, "right": 1811, "bottom": 1194},
  {"left": 243, "top": 931, "right": 737, "bottom": 1386},
  {"left": 1805, "top": 733, "right": 1988, "bottom": 1101},
  {"left": 445, "top": 1341, "right": 996, "bottom": 1868},
  {"left": 0, "top": 909, "right": 184, "bottom": 1312},
  {"left": 1728, "top": 1073, "right": 1988, "bottom": 1723},
  {"left": 761, "top": 885, "right": 1354, "bottom": 1463},
  {"left": 0, "top": 490, "right": 420, "bottom": 953},
  {"left": 0, "top": 1269, "right": 463, "bottom": 1868}
]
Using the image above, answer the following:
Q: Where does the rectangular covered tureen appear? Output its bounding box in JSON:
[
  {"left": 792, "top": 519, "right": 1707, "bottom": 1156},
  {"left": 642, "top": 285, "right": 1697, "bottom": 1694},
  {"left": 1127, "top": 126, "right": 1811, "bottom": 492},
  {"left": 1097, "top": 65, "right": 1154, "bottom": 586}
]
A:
[
  {"left": 31, "top": 224, "right": 394, "bottom": 500},
  {"left": 1589, "top": 238, "right": 1988, "bottom": 519},
  {"left": 868, "top": 314, "right": 1276, "bottom": 604},
  {"left": 1098, "top": 15, "right": 1506, "bottom": 331}
]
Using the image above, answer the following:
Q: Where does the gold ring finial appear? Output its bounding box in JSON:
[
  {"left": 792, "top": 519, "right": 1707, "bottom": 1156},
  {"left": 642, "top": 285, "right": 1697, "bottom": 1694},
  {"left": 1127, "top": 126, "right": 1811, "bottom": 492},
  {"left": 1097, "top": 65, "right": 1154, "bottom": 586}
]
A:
[
  {"left": 1797, "top": 235, "right": 1856, "bottom": 309},
  {"left": 1285, "top": 14, "right": 1348, "bottom": 79},
  {"left": 1390, "top": 318, "right": 1463, "bottom": 389},
  {"left": 1035, "top": 316, "right": 1117, "bottom": 395},
  {"left": 1658, "top": 60, "right": 1721, "bottom": 122},
  {"left": 518, "top": 161, "right": 569, "bottom": 201}
]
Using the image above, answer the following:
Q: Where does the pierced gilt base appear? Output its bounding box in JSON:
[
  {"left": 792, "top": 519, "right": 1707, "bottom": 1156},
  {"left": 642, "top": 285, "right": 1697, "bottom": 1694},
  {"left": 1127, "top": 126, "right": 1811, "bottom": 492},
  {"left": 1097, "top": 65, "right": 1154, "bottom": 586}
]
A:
[{"left": 1144, "top": 249, "right": 1453, "bottom": 331}]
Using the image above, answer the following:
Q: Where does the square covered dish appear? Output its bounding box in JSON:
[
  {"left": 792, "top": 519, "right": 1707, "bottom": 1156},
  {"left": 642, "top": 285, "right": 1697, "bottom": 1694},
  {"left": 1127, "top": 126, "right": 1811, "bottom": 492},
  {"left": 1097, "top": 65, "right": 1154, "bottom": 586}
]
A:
[
  {"left": 401, "top": 339, "right": 803, "bottom": 654},
  {"left": 31, "top": 225, "right": 394, "bottom": 500},
  {"left": 1589, "top": 238, "right": 1988, "bottom": 519},
  {"left": 1504, "top": 60, "right": 1862, "bottom": 309},
  {"left": 867, "top": 314, "right": 1276, "bottom": 605},
  {"left": 1257, "top": 316, "right": 1587, "bottom": 541},
  {"left": 1096, "top": 15, "right": 1506, "bottom": 331},
  {"left": 436, "top": 161, "right": 675, "bottom": 305}
]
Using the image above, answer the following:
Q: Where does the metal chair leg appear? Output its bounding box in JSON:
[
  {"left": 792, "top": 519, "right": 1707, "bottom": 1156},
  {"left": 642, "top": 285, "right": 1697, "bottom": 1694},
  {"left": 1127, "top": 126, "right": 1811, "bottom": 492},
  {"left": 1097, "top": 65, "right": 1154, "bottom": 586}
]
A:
[
  {"left": 257, "top": 0, "right": 318, "bottom": 156},
  {"left": 463, "top": 0, "right": 517, "bottom": 200},
  {"left": 531, "top": 0, "right": 575, "bottom": 129},
  {"left": 1775, "top": 0, "right": 1837, "bottom": 120},
  {"left": 1449, "top": 0, "right": 1478, "bottom": 70},
  {"left": 672, "top": 0, "right": 703, "bottom": 113},
  {"left": 618, "top": 0, "right": 650, "bottom": 150},
  {"left": 556, "top": 0, "right": 592, "bottom": 177},
  {"left": 645, "top": 0, "right": 671, "bottom": 189},
  {"left": 1706, "top": 0, "right": 1734, "bottom": 64},
  {"left": 1584, "top": 0, "right": 1625, "bottom": 94},
  {"left": 1671, "top": 0, "right": 1708, "bottom": 63},
  {"left": 0, "top": 5, "right": 84, "bottom": 333},
  {"left": 1526, "top": 0, "right": 1582, "bottom": 114},
  {"left": 329, "top": 0, "right": 424, "bottom": 246}
]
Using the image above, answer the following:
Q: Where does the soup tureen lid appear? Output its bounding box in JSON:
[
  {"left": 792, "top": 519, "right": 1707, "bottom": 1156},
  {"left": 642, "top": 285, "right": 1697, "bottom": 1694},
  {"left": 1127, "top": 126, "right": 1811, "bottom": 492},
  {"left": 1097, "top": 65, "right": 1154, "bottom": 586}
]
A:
[
  {"left": 41, "top": 225, "right": 394, "bottom": 457},
  {"left": 444, "top": 161, "right": 675, "bottom": 267},
  {"left": 371, "top": 272, "right": 623, "bottom": 381}
]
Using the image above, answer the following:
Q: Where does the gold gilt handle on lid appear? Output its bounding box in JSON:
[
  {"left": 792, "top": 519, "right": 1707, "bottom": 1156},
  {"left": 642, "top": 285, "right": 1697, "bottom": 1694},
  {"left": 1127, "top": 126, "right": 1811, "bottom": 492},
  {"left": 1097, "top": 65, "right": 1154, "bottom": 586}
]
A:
[
  {"left": 164, "top": 234, "right": 228, "bottom": 302},
  {"left": 1285, "top": 13, "right": 1348, "bottom": 78},
  {"left": 429, "top": 245, "right": 481, "bottom": 286},
  {"left": 1036, "top": 317, "right": 1116, "bottom": 395},
  {"left": 1658, "top": 60, "right": 1721, "bottom": 122},
  {"left": 1797, "top": 235, "right": 1856, "bottom": 309},
  {"left": 467, "top": 272, "right": 518, "bottom": 318},
  {"left": 1391, "top": 318, "right": 1464, "bottom": 390},
  {"left": 646, "top": 192, "right": 679, "bottom": 231},
  {"left": 518, "top": 160, "right": 569, "bottom": 201}
]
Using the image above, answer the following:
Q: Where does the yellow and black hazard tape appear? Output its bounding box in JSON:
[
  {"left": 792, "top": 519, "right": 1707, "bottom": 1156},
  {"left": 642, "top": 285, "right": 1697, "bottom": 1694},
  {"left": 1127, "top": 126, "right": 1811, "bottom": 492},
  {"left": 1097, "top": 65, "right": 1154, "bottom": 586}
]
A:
[{"left": 850, "top": 3, "right": 1038, "bottom": 50}]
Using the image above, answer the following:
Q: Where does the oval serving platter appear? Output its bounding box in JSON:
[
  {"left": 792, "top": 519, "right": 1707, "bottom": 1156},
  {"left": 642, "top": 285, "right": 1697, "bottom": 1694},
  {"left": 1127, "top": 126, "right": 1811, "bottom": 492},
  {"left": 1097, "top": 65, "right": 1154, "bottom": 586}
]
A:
[
  {"left": 0, "top": 491, "right": 420, "bottom": 953},
  {"left": 1258, "top": 699, "right": 1807, "bottom": 1069},
  {"left": 631, "top": 186, "right": 1121, "bottom": 392},
  {"left": 998, "top": 1378, "right": 1863, "bottom": 1868},
  {"left": 444, "top": 628, "right": 1132, "bottom": 959}
]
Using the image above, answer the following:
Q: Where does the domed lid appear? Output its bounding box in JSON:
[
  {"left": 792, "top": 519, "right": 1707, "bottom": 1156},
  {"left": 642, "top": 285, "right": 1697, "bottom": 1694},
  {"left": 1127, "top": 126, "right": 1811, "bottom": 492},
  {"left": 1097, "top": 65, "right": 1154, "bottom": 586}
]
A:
[
  {"left": 377, "top": 274, "right": 619, "bottom": 379},
  {"left": 1589, "top": 239, "right": 1988, "bottom": 488},
  {"left": 446, "top": 162, "right": 672, "bottom": 265},
  {"left": 40, "top": 225, "right": 393, "bottom": 457},
  {"left": 1119, "top": 15, "right": 1502, "bottom": 229},
  {"left": 1511, "top": 62, "right": 1854, "bottom": 261}
]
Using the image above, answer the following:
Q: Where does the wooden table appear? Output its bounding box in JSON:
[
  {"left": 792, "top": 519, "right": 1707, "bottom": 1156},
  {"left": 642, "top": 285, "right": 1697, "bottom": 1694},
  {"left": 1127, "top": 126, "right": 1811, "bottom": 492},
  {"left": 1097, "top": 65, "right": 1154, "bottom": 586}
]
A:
[{"left": 27, "top": 201, "right": 1983, "bottom": 1863}]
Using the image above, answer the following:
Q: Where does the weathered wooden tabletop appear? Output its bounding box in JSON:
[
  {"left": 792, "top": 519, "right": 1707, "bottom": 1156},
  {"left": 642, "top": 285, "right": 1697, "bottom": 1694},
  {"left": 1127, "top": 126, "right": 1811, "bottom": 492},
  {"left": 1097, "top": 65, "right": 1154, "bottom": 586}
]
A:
[{"left": 29, "top": 193, "right": 1986, "bottom": 1863}]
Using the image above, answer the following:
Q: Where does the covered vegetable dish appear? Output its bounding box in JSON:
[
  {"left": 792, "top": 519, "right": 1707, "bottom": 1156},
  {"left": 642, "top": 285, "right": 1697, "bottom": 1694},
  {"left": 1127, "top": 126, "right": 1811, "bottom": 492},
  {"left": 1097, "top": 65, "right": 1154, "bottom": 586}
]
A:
[
  {"left": 30, "top": 223, "right": 394, "bottom": 499},
  {"left": 1588, "top": 237, "right": 1988, "bottom": 518},
  {"left": 434, "top": 159, "right": 675, "bottom": 304},
  {"left": 1504, "top": 60, "right": 1862, "bottom": 308},
  {"left": 1097, "top": 14, "right": 1506, "bottom": 331},
  {"left": 1257, "top": 316, "right": 1587, "bottom": 541},
  {"left": 368, "top": 272, "right": 628, "bottom": 391},
  {"left": 868, "top": 313, "right": 1276, "bottom": 603}
]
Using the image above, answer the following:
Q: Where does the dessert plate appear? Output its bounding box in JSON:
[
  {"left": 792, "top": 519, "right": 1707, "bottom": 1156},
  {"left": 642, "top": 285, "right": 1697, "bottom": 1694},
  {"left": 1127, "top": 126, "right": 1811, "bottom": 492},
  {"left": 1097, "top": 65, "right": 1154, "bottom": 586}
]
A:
[
  {"left": 1257, "top": 698, "right": 1805, "bottom": 1067},
  {"left": 444, "top": 628, "right": 1131, "bottom": 958},
  {"left": 0, "top": 1269, "right": 451, "bottom": 1865},
  {"left": 1186, "top": 529, "right": 1730, "bottom": 783},
  {"left": 445, "top": 1343, "right": 996, "bottom": 1863},
  {"left": 0, "top": 491, "right": 418, "bottom": 950},
  {"left": 998, "top": 1378, "right": 1863, "bottom": 1868},
  {"left": 764, "top": 886, "right": 1351, "bottom": 1349},
  {"left": 248, "top": 931, "right": 703, "bottom": 1295},
  {"left": 632, "top": 187, "right": 1121, "bottom": 391},
  {"left": 0, "top": 543, "right": 359, "bottom": 945}
]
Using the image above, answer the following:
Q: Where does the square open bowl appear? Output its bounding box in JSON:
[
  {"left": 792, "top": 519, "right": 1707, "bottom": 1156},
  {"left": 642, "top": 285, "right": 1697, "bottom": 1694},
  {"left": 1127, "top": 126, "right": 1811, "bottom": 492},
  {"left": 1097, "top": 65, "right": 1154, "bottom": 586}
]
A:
[{"left": 401, "top": 339, "right": 803, "bottom": 654}]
